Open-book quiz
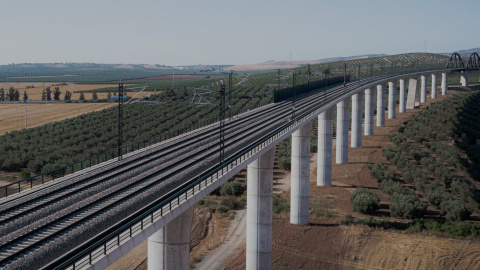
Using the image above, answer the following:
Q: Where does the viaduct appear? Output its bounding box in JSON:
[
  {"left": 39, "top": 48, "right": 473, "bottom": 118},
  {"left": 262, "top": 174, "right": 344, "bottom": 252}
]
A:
[{"left": 0, "top": 53, "right": 478, "bottom": 270}]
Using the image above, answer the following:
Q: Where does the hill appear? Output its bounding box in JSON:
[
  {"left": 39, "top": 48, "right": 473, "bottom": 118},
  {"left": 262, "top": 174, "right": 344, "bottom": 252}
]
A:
[
  {"left": 455, "top": 47, "right": 480, "bottom": 56},
  {"left": 227, "top": 52, "right": 441, "bottom": 72}
]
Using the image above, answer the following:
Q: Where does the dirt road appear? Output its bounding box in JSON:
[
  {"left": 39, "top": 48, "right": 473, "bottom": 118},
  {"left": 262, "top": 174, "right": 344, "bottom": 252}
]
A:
[{"left": 194, "top": 208, "right": 247, "bottom": 270}]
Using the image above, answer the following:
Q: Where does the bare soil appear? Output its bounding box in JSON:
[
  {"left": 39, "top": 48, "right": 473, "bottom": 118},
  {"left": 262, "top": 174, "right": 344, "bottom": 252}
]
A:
[
  {"left": 223, "top": 219, "right": 480, "bottom": 270},
  {"left": 0, "top": 103, "right": 115, "bottom": 135}
]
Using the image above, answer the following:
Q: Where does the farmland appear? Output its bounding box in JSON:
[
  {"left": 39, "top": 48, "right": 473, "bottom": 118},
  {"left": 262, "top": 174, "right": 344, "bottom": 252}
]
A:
[
  {"left": 0, "top": 103, "right": 115, "bottom": 135},
  {"left": 0, "top": 82, "right": 155, "bottom": 101},
  {"left": 1, "top": 52, "right": 480, "bottom": 269},
  {"left": 0, "top": 53, "right": 454, "bottom": 182},
  {"left": 0, "top": 63, "right": 226, "bottom": 83}
]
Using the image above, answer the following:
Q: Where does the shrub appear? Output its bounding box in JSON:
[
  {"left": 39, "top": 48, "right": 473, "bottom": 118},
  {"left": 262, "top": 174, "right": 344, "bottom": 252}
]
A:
[
  {"left": 350, "top": 189, "right": 380, "bottom": 215},
  {"left": 273, "top": 194, "right": 290, "bottom": 214},
  {"left": 277, "top": 139, "right": 291, "bottom": 170},
  {"left": 378, "top": 179, "right": 414, "bottom": 196},
  {"left": 20, "top": 170, "right": 31, "bottom": 179},
  {"left": 217, "top": 205, "right": 230, "bottom": 213},
  {"left": 450, "top": 179, "right": 472, "bottom": 201},
  {"left": 389, "top": 194, "right": 426, "bottom": 219},
  {"left": 368, "top": 163, "right": 395, "bottom": 182},
  {"left": 219, "top": 180, "right": 245, "bottom": 197},
  {"left": 220, "top": 197, "right": 240, "bottom": 210},
  {"left": 277, "top": 156, "right": 291, "bottom": 171},
  {"left": 440, "top": 199, "right": 471, "bottom": 221},
  {"left": 423, "top": 185, "right": 449, "bottom": 207}
]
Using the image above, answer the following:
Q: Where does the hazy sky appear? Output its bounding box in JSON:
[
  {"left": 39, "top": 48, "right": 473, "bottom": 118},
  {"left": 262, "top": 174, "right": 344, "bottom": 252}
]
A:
[{"left": 1, "top": 0, "right": 478, "bottom": 66}]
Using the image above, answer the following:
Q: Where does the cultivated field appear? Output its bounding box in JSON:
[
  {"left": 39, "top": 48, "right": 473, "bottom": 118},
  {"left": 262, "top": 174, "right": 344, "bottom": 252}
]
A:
[
  {"left": 0, "top": 103, "right": 115, "bottom": 135},
  {"left": 0, "top": 82, "right": 151, "bottom": 100}
]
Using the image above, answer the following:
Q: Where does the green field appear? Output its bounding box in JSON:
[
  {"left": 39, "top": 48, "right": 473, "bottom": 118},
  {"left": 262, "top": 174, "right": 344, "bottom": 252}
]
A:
[{"left": 0, "top": 63, "right": 228, "bottom": 83}]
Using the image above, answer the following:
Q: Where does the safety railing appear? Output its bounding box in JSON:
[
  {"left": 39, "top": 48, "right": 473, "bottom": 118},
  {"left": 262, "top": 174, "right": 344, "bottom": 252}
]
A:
[{"left": 0, "top": 101, "right": 272, "bottom": 198}]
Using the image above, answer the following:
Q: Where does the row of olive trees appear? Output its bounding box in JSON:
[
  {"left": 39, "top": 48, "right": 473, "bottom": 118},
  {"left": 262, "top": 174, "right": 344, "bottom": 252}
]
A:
[
  {"left": 382, "top": 134, "right": 471, "bottom": 221},
  {"left": 0, "top": 81, "right": 273, "bottom": 174},
  {"left": 355, "top": 92, "right": 480, "bottom": 221},
  {"left": 400, "top": 92, "right": 480, "bottom": 180}
]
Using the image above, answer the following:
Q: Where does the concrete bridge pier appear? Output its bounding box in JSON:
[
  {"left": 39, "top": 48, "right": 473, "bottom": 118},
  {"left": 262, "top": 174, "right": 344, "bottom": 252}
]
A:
[
  {"left": 388, "top": 81, "right": 396, "bottom": 119},
  {"left": 376, "top": 84, "right": 385, "bottom": 127},
  {"left": 336, "top": 100, "right": 349, "bottom": 164},
  {"left": 431, "top": 74, "right": 437, "bottom": 99},
  {"left": 351, "top": 92, "right": 363, "bottom": 147},
  {"left": 291, "top": 122, "right": 312, "bottom": 225},
  {"left": 399, "top": 79, "right": 406, "bottom": 113},
  {"left": 406, "top": 78, "right": 420, "bottom": 109},
  {"left": 317, "top": 108, "right": 334, "bottom": 186},
  {"left": 420, "top": 75, "right": 427, "bottom": 103},
  {"left": 364, "top": 88, "right": 374, "bottom": 135},
  {"left": 148, "top": 207, "right": 194, "bottom": 270},
  {"left": 441, "top": 73, "right": 448, "bottom": 95},
  {"left": 247, "top": 147, "right": 275, "bottom": 270},
  {"left": 461, "top": 71, "right": 469, "bottom": 87}
]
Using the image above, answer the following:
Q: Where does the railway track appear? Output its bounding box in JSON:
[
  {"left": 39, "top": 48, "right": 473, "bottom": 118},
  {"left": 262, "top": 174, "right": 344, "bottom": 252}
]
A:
[{"left": 0, "top": 76, "right": 380, "bottom": 269}]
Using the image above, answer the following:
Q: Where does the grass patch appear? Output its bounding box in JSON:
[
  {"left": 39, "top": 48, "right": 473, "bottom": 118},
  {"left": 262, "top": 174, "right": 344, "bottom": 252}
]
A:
[
  {"left": 342, "top": 215, "right": 480, "bottom": 238},
  {"left": 273, "top": 194, "right": 290, "bottom": 214}
]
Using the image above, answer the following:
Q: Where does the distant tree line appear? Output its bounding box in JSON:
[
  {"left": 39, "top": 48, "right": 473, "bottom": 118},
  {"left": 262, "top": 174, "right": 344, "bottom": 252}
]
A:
[{"left": 0, "top": 87, "right": 21, "bottom": 101}]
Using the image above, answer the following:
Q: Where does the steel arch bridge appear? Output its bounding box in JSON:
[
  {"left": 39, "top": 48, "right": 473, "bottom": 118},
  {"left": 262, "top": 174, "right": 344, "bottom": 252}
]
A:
[
  {"left": 446, "top": 52, "right": 480, "bottom": 70},
  {"left": 446, "top": 52, "right": 465, "bottom": 69},
  {"left": 467, "top": 52, "right": 480, "bottom": 69}
]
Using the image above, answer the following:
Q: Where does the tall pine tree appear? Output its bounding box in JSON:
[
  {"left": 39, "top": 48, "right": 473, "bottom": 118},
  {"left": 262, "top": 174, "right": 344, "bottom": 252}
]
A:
[
  {"left": 8, "top": 87, "right": 15, "bottom": 101},
  {"left": 64, "top": 90, "right": 72, "bottom": 101},
  {"left": 46, "top": 87, "right": 52, "bottom": 101},
  {"left": 14, "top": 89, "right": 20, "bottom": 101},
  {"left": 53, "top": 87, "right": 61, "bottom": 100}
]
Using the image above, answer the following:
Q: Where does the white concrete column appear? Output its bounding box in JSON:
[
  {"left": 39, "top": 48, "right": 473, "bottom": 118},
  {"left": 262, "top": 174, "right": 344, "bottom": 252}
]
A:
[
  {"left": 364, "top": 88, "right": 374, "bottom": 135},
  {"left": 376, "top": 84, "right": 385, "bottom": 127},
  {"left": 441, "top": 73, "right": 448, "bottom": 95},
  {"left": 247, "top": 147, "right": 275, "bottom": 270},
  {"left": 291, "top": 122, "right": 312, "bottom": 225},
  {"left": 461, "top": 71, "right": 469, "bottom": 86},
  {"left": 317, "top": 108, "right": 334, "bottom": 186},
  {"left": 431, "top": 74, "right": 437, "bottom": 99},
  {"left": 420, "top": 75, "right": 427, "bottom": 103},
  {"left": 336, "top": 100, "right": 349, "bottom": 164},
  {"left": 388, "top": 81, "right": 396, "bottom": 119},
  {"left": 351, "top": 92, "right": 363, "bottom": 147},
  {"left": 406, "top": 78, "right": 420, "bottom": 109},
  {"left": 148, "top": 207, "right": 194, "bottom": 270},
  {"left": 399, "top": 79, "right": 406, "bottom": 113}
]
